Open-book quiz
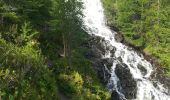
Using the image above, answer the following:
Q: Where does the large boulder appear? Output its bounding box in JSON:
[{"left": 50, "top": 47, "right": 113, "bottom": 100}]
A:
[
  {"left": 115, "top": 63, "right": 137, "bottom": 99},
  {"left": 83, "top": 36, "right": 117, "bottom": 84}
]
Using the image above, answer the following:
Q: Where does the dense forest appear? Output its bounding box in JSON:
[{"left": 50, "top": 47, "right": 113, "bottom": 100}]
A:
[
  {"left": 0, "top": 0, "right": 110, "bottom": 99},
  {"left": 102, "top": 0, "right": 170, "bottom": 74}
]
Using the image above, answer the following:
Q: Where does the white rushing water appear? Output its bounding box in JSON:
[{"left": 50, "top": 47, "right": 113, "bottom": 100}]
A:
[{"left": 82, "top": 0, "right": 170, "bottom": 100}]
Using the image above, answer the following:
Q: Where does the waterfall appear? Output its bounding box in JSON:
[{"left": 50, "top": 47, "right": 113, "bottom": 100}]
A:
[{"left": 82, "top": 0, "right": 170, "bottom": 100}]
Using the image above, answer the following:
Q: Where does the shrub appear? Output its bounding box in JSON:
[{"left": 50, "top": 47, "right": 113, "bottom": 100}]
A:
[
  {"left": 0, "top": 39, "right": 58, "bottom": 100},
  {"left": 58, "top": 72, "right": 83, "bottom": 95}
]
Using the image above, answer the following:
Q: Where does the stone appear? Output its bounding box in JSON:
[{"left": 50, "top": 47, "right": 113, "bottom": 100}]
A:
[
  {"left": 110, "top": 47, "right": 116, "bottom": 57},
  {"left": 115, "top": 33, "right": 124, "bottom": 42},
  {"left": 115, "top": 63, "right": 137, "bottom": 99},
  {"left": 137, "top": 64, "right": 147, "bottom": 76},
  {"left": 111, "top": 91, "right": 122, "bottom": 100},
  {"left": 102, "top": 58, "right": 114, "bottom": 70}
]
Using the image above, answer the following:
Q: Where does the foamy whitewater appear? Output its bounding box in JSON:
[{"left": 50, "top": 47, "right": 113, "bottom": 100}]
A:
[{"left": 82, "top": 0, "right": 170, "bottom": 100}]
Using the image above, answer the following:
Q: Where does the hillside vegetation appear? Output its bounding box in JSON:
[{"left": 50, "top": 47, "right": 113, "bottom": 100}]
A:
[
  {"left": 102, "top": 0, "right": 170, "bottom": 74},
  {"left": 0, "top": 0, "right": 110, "bottom": 99}
]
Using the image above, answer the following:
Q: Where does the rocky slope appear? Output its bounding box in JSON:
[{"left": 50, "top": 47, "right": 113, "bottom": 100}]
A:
[{"left": 83, "top": 33, "right": 170, "bottom": 99}]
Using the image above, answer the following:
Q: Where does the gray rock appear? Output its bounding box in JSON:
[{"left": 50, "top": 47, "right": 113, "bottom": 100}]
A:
[
  {"left": 110, "top": 47, "right": 116, "bottom": 57},
  {"left": 115, "top": 63, "right": 137, "bottom": 99},
  {"left": 111, "top": 91, "right": 122, "bottom": 100},
  {"left": 84, "top": 36, "right": 113, "bottom": 84},
  {"left": 137, "top": 64, "right": 147, "bottom": 76},
  {"left": 115, "top": 33, "right": 124, "bottom": 42},
  {"left": 102, "top": 58, "right": 114, "bottom": 70}
]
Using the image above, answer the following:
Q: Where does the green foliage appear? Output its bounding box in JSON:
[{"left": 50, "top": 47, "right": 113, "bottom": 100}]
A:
[
  {"left": 58, "top": 72, "right": 83, "bottom": 95},
  {"left": 0, "top": 0, "right": 110, "bottom": 99},
  {"left": 17, "top": 22, "right": 38, "bottom": 46},
  {"left": 0, "top": 39, "right": 58, "bottom": 100},
  {"left": 73, "top": 88, "right": 110, "bottom": 100},
  {"left": 0, "top": 1, "right": 19, "bottom": 24},
  {"left": 102, "top": 0, "right": 170, "bottom": 74},
  {"left": 49, "top": 0, "right": 84, "bottom": 59},
  {"left": 51, "top": 47, "right": 111, "bottom": 99},
  {"left": 58, "top": 72, "right": 110, "bottom": 100}
]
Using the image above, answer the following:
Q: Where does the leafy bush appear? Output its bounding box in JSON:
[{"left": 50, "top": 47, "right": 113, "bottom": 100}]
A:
[
  {"left": 0, "top": 39, "right": 58, "bottom": 100},
  {"left": 57, "top": 71, "right": 110, "bottom": 100},
  {"left": 0, "top": 0, "right": 111, "bottom": 99},
  {"left": 58, "top": 72, "right": 83, "bottom": 95}
]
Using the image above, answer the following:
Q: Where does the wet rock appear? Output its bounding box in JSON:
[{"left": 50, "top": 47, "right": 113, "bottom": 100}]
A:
[
  {"left": 96, "top": 43, "right": 106, "bottom": 55},
  {"left": 110, "top": 47, "right": 116, "bottom": 57},
  {"left": 102, "top": 58, "right": 114, "bottom": 70},
  {"left": 85, "top": 48, "right": 103, "bottom": 59},
  {"left": 115, "top": 33, "right": 124, "bottom": 42},
  {"left": 93, "top": 59, "right": 111, "bottom": 84},
  {"left": 137, "top": 64, "right": 147, "bottom": 75},
  {"left": 84, "top": 36, "right": 113, "bottom": 84},
  {"left": 106, "top": 43, "right": 114, "bottom": 51},
  {"left": 115, "top": 63, "right": 137, "bottom": 99},
  {"left": 84, "top": 37, "right": 104, "bottom": 59},
  {"left": 117, "top": 57, "right": 123, "bottom": 63},
  {"left": 130, "top": 64, "right": 135, "bottom": 68},
  {"left": 111, "top": 91, "right": 122, "bottom": 100}
]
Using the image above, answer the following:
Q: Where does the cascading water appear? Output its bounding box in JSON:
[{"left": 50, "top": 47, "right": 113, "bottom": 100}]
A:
[{"left": 82, "top": 0, "right": 170, "bottom": 100}]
